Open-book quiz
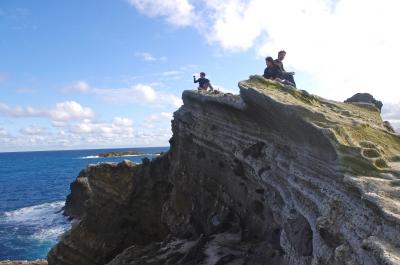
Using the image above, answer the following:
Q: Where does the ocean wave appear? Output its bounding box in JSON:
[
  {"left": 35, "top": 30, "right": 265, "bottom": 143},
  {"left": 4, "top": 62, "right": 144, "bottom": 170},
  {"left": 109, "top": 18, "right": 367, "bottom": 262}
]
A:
[
  {"left": 31, "top": 226, "right": 68, "bottom": 241},
  {"left": 104, "top": 153, "right": 161, "bottom": 157},
  {"left": 78, "top": 155, "right": 100, "bottom": 159},
  {"left": 2, "top": 201, "right": 65, "bottom": 224},
  {"left": 0, "top": 201, "right": 70, "bottom": 242}
]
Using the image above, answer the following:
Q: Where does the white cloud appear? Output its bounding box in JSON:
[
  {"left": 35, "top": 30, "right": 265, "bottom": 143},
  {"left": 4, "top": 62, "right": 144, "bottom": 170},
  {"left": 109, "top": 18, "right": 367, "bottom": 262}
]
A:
[
  {"left": 92, "top": 83, "right": 181, "bottom": 107},
  {"left": 63, "top": 80, "right": 91, "bottom": 93},
  {"left": 19, "top": 125, "right": 48, "bottom": 135},
  {"left": 135, "top": 52, "right": 156, "bottom": 61},
  {"left": 166, "top": 94, "right": 183, "bottom": 108},
  {"left": 135, "top": 52, "right": 167, "bottom": 62},
  {"left": 382, "top": 102, "right": 400, "bottom": 131},
  {"left": 129, "top": 0, "right": 400, "bottom": 103},
  {"left": 93, "top": 84, "right": 155, "bottom": 103},
  {"left": 113, "top": 117, "right": 134, "bottom": 127},
  {"left": 160, "top": 112, "right": 173, "bottom": 119},
  {"left": 61, "top": 80, "right": 182, "bottom": 108},
  {"left": 162, "top": 70, "right": 182, "bottom": 76},
  {"left": 134, "top": 84, "right": 157, "bottom": 102},
  {"left": 49, "top": 101, "right": 95, "bottom": 122},
  {"left": 0, "top": 101, "right": 95, "bottom": 122},
  {"left": 128, "top": 0, "right": 195, "bottom": 26},
  {"left": 0, "top": 114, "right": 172, "bottom": 151},
  {"left": 0, "top": 127, "right": 8, "bottom": 137}
]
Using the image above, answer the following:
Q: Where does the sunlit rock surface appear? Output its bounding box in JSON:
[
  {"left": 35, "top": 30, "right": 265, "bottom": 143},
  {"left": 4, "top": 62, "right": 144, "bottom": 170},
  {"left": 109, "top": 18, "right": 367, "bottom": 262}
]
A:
[{"left": 48, "top": 76, "right": 400, "bottom": 265}]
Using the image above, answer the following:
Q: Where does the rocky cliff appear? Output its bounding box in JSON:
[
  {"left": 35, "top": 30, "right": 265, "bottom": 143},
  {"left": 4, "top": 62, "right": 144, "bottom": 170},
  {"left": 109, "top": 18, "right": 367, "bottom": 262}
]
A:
[{"left": 48, "top": 76, "right": 400, "bottom": 265}]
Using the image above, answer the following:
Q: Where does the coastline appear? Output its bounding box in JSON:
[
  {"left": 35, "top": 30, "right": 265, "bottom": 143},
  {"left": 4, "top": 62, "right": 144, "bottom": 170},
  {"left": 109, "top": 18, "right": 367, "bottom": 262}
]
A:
[{"left": 0, "top": 260, "right": 47, "bottom": 265}]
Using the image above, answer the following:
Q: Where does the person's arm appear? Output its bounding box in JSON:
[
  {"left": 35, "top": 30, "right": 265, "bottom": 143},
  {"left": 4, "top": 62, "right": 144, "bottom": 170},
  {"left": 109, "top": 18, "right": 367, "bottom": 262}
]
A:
[
  {"left": 263, "top": 68, "right": 270, "bottom": 79},
  {"left": 193, "top": 76, "right": 199, "bottom": 83},
  {"left": 209, "top": 83, "right": 214, "bottom": 91}
]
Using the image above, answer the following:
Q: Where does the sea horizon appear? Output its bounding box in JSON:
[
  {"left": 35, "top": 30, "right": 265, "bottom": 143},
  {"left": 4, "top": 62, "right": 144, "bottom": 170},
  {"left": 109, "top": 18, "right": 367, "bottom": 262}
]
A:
[{"left": 0, "top": 145, "right": 170, "bottom": 154}]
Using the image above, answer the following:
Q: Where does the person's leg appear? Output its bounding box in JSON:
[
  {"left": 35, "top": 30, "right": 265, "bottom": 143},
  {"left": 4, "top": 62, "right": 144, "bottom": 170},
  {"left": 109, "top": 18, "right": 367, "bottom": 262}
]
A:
[{"left": 285, "top": 74, "right": 296, "bottom": 87}]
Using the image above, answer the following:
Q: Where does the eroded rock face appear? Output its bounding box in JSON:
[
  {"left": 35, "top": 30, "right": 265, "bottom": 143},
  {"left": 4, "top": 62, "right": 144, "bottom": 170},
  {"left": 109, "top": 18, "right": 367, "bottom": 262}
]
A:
[{"left": 48, "top": 76, "right": 400, "bottom": 265}]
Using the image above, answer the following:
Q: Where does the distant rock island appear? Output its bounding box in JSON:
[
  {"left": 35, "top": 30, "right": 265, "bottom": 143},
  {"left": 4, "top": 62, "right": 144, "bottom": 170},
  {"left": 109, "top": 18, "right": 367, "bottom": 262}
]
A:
[
  {"left": 97, "top": 151, "right": 145, "bottom": 158},
  {"left": 47, "top": 76, "right": 400, "bottom": 265}
]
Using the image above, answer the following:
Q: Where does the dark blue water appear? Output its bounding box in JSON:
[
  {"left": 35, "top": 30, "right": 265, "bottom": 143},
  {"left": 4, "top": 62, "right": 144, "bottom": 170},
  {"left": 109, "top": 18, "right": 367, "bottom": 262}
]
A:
[{"left": 0, "top": 147, "right": 168, "bottom": 260}]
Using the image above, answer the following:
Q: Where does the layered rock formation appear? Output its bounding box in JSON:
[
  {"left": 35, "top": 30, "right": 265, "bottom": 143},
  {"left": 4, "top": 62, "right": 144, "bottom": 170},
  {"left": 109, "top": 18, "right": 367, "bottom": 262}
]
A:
[{"left": 49, "top": 76, "right": 400, "bottom": 265}]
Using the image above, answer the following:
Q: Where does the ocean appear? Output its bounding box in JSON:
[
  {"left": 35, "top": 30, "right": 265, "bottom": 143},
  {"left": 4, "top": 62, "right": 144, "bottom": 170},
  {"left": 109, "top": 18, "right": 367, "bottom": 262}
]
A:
[{"left": 0, "top": 147, "right": 168, "bottom": 261}]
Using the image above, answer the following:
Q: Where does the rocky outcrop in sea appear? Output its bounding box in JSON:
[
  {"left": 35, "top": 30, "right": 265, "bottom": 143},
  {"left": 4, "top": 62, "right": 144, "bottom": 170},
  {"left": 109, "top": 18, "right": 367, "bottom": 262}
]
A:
[{"left": 48, "top": 76, "right": 400, "bottom": 265}]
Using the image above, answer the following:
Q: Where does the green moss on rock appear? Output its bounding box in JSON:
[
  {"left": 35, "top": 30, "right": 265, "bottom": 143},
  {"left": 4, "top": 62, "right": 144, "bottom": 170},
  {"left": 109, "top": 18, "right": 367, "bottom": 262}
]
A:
[
  {"left": 362, "top": 148, "right": 381, "bottom": 159},
  {"left": 240, "top": 75, "right": 400, "bottom": 177}
]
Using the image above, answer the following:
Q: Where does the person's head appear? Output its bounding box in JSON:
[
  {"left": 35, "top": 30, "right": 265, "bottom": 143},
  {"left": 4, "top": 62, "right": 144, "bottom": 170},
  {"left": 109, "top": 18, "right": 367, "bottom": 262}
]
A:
[
  {"left": 200, "top": 72, "right": 206, "bottom": 77},
  {"left": 278, "top": 50, "right": 286, "bottom": 60},
  {"left": 265, "top": 56, "right": 274, "bottom": 67}
]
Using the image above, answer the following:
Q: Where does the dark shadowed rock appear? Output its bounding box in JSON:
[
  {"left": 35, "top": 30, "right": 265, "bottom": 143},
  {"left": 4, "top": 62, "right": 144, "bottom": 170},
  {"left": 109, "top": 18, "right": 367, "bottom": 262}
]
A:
[
  {"left": 383, "top": 121, "right": 395, "bottom": 133},
  {"left": 63, "top": 170, "right": 91, "bottom": 219},
  {"left": 48, "top": 77, "right": 400, "bottom": 265},
  {"left": 344, "top": 92, "right": 383, "bottom": 111}
]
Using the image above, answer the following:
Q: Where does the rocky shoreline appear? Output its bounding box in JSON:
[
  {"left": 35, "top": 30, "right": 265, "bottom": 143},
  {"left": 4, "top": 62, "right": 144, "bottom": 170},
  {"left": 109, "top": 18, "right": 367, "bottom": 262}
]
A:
[{"left": 0, "top": 260, "right": 47, "bottom": 265}]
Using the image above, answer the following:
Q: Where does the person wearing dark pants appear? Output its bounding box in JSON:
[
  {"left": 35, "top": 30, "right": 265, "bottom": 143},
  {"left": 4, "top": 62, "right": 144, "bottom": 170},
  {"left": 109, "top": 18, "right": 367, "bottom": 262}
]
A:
[
  {"left": 274, "top": 50, "right": 296, "bottom": 87},
  {"left": 263, "top": 56, "right": 295, "bottom": 86}
]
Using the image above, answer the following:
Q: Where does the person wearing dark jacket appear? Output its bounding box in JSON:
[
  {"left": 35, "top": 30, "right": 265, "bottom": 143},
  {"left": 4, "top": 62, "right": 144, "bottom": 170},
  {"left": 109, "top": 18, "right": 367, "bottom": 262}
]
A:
[
  {"left": 193, "top": 72, "right": 214, "bottom": 91},
  {"left": 274, "top": 50, "right": 296, "bottom": 87},
  {"left": 263, "top": 57, "right": 283, "bottom": 80}
]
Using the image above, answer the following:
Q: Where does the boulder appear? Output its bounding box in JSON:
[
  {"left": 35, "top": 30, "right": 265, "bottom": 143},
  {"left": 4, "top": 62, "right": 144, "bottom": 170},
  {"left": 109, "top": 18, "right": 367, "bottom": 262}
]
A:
[{"left": 344, "top": 92, "right": 383, "bottom": 111}]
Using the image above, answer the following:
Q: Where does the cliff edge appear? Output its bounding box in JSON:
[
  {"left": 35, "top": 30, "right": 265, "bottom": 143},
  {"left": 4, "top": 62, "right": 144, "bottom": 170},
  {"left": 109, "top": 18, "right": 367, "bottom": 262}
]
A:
[{"left": 49, "top": 76, "right": 400, "bottom": 265}]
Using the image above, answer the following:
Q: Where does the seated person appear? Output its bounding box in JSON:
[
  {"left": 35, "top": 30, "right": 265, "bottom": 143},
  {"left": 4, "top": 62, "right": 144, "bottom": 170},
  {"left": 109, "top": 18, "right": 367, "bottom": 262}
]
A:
[
  {"left": 193, "top": 72, "right": 214, "bottom": 91},
  {"left": 264, "top": 57, "right": 295, "bottom": 86},
  {"left": 264, "top": 57, "right": 282, "bottom": 80},
  {"left": 274, "top": 50, "right": 296, "bottom": 87}
]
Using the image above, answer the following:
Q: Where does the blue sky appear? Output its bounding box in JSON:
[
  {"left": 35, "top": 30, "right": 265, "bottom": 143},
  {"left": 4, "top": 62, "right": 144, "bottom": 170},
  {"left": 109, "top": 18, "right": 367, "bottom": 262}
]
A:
[{"left": 1, "top": 0, "right": 399, "bottom": 151}]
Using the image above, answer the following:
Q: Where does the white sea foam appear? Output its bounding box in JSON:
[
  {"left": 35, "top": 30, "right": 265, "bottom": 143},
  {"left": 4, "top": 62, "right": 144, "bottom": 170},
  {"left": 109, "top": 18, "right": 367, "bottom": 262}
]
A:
[
  {"left": 0, "top": 201, "right": 70, "bottom": 242},
  {"left": 78, "top": 153, "right": 160, "bottom": 159},
  {"left": 106, "top": 153, "right": 160, "bottom": 157},
  {"left": 31, "top": 226, "right": 67, "bottom": 241},
  {"left": 2, "top": 201, "right": 65, "bottom": 223},
  {"left": 78, "top": 155, "right": 100, "bottom": 159}
]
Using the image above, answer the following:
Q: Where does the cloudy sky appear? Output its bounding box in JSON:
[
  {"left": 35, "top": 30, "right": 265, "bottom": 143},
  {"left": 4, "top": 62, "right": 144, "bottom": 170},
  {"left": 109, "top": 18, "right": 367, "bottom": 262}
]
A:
[{"left": 0, "top": 0, "right": 399, "bottom": 152}]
